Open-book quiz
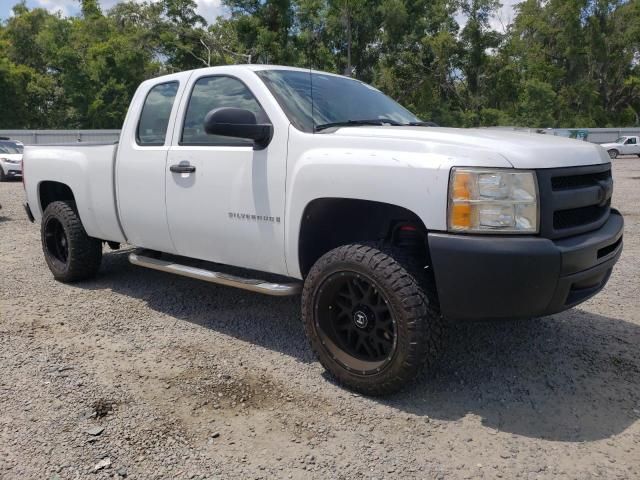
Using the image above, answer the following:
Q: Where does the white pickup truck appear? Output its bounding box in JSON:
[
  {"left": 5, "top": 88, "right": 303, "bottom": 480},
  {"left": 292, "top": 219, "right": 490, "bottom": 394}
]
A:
[
  {"left": 23, "top": 65, "right": 624, "bottom": 395},
  {"left": 600, "top": 135, "right": 640, "bottom": 159}
]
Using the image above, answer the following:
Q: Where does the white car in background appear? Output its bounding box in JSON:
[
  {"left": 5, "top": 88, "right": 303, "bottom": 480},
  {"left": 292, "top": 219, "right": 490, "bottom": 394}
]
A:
[
  {"left": 0, "top": 139, "right": 23, "bottom": 181},
  {"left": 600, "top": 136, "right": 640, "bottom": 159}
]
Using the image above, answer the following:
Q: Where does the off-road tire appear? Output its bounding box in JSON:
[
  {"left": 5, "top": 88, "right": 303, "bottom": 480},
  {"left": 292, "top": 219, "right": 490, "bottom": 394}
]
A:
[
  {"left": 41, "top": 201, "right": 102, "bottom": 282},
  {"left": 0, "top": 168, "right": 6, "bottom": 182},
  {"left": 608, "top": 149, "right": 619, "bottom": 159},
  {"left": 302, "top": 243, "right": 443, "bottom": 396}
]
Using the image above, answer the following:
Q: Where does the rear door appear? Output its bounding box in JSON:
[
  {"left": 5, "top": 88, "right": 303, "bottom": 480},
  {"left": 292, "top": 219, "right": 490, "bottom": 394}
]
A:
[
  {"left": 164, "top": 72, "right": 288, "bottom": 275},
  {"left": 116, "top": 75, "right": 188, "bottom": 252}
]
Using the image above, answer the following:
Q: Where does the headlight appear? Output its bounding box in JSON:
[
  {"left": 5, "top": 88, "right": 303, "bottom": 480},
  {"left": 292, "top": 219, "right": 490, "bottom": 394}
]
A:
[
  {"left": 448, "top": 168, "right": 538, "bottom": 233},
  {"left": 1, "top": 158, "right": 20, "bottom": 164}
]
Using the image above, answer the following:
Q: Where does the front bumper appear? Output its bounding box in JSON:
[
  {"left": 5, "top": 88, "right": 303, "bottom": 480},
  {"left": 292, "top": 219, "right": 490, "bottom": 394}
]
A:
[
  {"left": 428, "top": 210, "right": 623, "bottom": 320},
  {"left": 1, "top": 163, "right": 22, "bottom": 176}
]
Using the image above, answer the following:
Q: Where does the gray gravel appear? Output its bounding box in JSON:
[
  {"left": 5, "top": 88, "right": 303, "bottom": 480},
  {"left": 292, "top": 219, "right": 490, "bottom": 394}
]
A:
[{"left": 1, "top": 157, "right": 640, "bottom": 479}]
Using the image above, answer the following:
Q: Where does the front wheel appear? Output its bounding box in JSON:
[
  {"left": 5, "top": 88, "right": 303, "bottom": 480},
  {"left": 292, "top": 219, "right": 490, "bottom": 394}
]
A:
[
  {"left": 41, "top": 201, "right": 102, "bottom": 282},
  {"left": 608, "top": 149, "right": 619, "bottom": 159},
  {"left": 302, "top": 243, "right": 443, "bottom": 395}
]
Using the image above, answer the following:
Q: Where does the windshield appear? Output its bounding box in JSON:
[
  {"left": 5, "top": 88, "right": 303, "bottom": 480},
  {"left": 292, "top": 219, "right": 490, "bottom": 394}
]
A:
[
  {"left": 614, "top": 137, "right": 626, "bottom": 143},
  {"left": 255, "top": 69, "right": 421, "bottom": 132},
  {"left": 0, "top": 141, "right": 22, "bottom": 154}
]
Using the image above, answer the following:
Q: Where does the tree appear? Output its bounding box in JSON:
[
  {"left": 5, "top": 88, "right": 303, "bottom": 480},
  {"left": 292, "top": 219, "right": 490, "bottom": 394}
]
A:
[
  {"left": 375, "top": 0, "right": 461, "bottom": 125},
  {"left": 81, "top": 0, "right": 102, "bottom": 19},
  {"left": 0, "top": 0, "right": 638, "bottom": 129},
  {"left": 224, "top": 0, "right": 296, "bottom": 64},
  {"left": 158, "top": 0, "right": 208, "bottom": 70},
  {"left": 504, "top": 0, "right": 640, "bottom": 127},
  {"left": 325, "top": 0, "right": 379, "bottom": 79},
  {"left": 456, "top": 0, "right": 502, "bottom": 122}
]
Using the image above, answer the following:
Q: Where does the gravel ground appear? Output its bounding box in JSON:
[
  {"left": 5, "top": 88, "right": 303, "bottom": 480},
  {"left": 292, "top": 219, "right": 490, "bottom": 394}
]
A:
[{"left": 1, "top": 157, "right": 639, "bottom": 480}]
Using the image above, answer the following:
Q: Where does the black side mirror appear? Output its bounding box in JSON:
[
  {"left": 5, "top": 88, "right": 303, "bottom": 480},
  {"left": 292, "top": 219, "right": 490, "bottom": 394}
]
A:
[{"left": 204, "top": 107, "right": 273, "bottom": 150}]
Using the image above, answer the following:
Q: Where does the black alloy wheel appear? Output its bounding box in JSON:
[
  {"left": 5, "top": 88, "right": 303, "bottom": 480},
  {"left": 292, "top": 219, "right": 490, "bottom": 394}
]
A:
[
  {"left": 314, "top": 272, "right": 397, "bottom": 374},
  {"left": 44, "top": 217, "right": 70, "bottom": 269}
]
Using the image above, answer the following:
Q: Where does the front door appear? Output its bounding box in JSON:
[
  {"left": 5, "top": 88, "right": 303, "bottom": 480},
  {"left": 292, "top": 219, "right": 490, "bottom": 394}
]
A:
[
  {"left": 165, "top": 74, "right": 288, "bottom": 275},
  {"left": 622, "top": 137, "right": 638, "bottom": 155}
]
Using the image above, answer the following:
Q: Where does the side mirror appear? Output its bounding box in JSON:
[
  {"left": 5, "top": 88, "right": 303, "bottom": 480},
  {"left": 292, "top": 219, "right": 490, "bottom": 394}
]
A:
[{"left": 204, "top": 107, "right": 273, "bottom": 150}]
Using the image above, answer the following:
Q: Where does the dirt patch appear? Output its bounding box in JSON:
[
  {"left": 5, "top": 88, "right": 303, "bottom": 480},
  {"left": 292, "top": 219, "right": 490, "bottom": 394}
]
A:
[{"left": 92, "top": 398, "right": 116, "bottom": 419}]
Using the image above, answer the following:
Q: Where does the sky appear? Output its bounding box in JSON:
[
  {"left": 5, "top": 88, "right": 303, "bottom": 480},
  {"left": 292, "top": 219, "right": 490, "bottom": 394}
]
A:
[
  {"left": 1, "top": 0, "right": 519, "bottom": 31},
  {"left": 488, "top": 0, "right": 520, "bottom": 33},
  {"left": 454, "top": 0, "right": 520, "bottom": 33}
]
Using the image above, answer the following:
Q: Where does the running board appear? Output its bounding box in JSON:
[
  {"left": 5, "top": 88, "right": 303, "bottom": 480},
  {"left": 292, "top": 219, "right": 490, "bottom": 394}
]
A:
[{"left": 128, "top": 252, "right": 301, "bottom": 296}]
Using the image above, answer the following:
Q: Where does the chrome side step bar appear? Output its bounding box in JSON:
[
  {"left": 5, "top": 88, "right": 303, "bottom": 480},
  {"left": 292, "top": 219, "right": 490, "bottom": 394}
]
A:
[{"left": 128, "top": 252, "right": 301, "bottom": 296}]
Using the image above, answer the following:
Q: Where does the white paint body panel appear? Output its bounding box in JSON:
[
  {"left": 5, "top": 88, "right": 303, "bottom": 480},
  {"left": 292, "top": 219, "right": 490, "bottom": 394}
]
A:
[
  {"left": 23, "top": 143, "right": 125, "bottom": 243},
  {"left": 22, "top": 65, "right": 611, "bottom": 280}
]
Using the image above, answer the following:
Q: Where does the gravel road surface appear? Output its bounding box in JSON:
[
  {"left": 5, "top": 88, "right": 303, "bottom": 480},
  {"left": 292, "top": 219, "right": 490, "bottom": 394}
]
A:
[{"left": 1, "top": 157, "right": 639, "bottom": 479}]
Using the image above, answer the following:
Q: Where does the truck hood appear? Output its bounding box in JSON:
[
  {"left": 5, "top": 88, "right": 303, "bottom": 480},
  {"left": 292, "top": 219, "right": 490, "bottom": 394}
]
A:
[
  {"left": 330, "top": 127, "right": 610, "bottom": 169},
  {"left": 0, "top": 154, "right": 22, "bottom": 162},
  {"left": 599, "top": 142, "right": 621, "bottom": 149}
]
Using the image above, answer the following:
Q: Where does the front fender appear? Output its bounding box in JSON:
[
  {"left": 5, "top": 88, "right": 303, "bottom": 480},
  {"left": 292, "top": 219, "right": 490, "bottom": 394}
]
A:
[{"left": 284, "top": 145, "right": 510, "bottom": 278}]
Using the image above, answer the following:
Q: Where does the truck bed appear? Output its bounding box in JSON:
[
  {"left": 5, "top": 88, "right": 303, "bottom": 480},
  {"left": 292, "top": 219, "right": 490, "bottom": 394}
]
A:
[{"left": 23, "top": 143, "right": 126, "bottom": 244}]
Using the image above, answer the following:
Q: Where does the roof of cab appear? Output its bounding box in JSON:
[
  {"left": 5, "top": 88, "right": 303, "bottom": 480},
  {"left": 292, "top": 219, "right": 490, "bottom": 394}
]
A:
[
  {"left": 139, "top": 64, "right": 357, "bottom": 90},
  {"left": 178, "top": 64, "right": 347, "bottom": 78}
]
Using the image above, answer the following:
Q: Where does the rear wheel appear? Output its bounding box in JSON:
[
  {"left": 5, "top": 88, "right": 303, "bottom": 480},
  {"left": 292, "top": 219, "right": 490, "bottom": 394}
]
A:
[
  {"left": 608, "top": 149, "right": 619, "bottom": 159},
  {"left": 41, "top": 201, "right": 102, "bottom": 282},
  {"left": 302, "top": 243, "right": 443, "bottom": 395}
]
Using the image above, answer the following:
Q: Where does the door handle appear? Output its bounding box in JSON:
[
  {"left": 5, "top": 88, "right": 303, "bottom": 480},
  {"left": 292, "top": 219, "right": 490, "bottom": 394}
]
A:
[{"left": 170, "top": 164, "right": 196, "bottom": 174}]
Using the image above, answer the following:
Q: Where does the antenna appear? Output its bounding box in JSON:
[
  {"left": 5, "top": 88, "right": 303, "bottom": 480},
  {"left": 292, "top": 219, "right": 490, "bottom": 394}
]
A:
[{"left": 310, "top": 66, "right": 315, "bottom": 133}]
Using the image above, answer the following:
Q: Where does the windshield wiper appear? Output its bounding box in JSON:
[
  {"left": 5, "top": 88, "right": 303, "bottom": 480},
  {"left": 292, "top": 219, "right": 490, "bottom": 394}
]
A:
[
  {"left": 314, "top": 118, "right": 404, "bottom": 131},
  {"left": 403, "top": 121, "right": 439, "bottom": 127}
]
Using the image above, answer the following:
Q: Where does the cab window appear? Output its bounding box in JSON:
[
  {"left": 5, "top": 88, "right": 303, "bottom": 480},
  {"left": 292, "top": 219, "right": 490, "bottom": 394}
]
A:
[
  {"left": 137, "top": 82, "right": 179, "bottom": 146},
  {"left": 181, "top": 76, "right": 268, "bottom": 146}
]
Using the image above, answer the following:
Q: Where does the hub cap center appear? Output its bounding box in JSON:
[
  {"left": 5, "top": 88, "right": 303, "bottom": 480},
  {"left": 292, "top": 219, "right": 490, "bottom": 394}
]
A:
[{"left": 352, "top": 310, "right": 369, "bottom": 329}]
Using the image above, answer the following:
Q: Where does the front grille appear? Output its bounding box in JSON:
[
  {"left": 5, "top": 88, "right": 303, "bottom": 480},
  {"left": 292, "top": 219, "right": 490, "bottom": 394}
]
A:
[
  {"left": 553, "top": 201, "right": 610, "bottom": 230},
  {"left": 537, "top": 164, "right": 612, "bottom": 239},
  {"left": 551, "top": 170, "right": 611, "bottom": 190}
]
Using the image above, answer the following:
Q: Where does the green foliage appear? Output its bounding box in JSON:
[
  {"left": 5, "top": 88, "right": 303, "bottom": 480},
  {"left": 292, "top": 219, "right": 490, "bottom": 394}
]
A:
[
  {"left": 517, "top": 79, "right": 557, "bottom": 127},
  {"left": 0, "top": 0, "right": 638, "bottom": 128}
]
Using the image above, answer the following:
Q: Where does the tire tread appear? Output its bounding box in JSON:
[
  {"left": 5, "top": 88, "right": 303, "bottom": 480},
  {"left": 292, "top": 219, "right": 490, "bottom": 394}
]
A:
[
  {"left": 41, "top": 201, "right": 102, "bottom": 282},
  {"left": 302, "top": 242, "right": 443, "bottom": 396}
]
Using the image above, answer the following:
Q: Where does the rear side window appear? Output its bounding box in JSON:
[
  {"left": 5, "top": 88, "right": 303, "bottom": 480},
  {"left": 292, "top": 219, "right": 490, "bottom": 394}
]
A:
[
  {"left": 181, "top": 76, "right": 268, "bottom": 146},
  {"left": 137, "top": 82, "right": 179, "bottom": 146}
]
